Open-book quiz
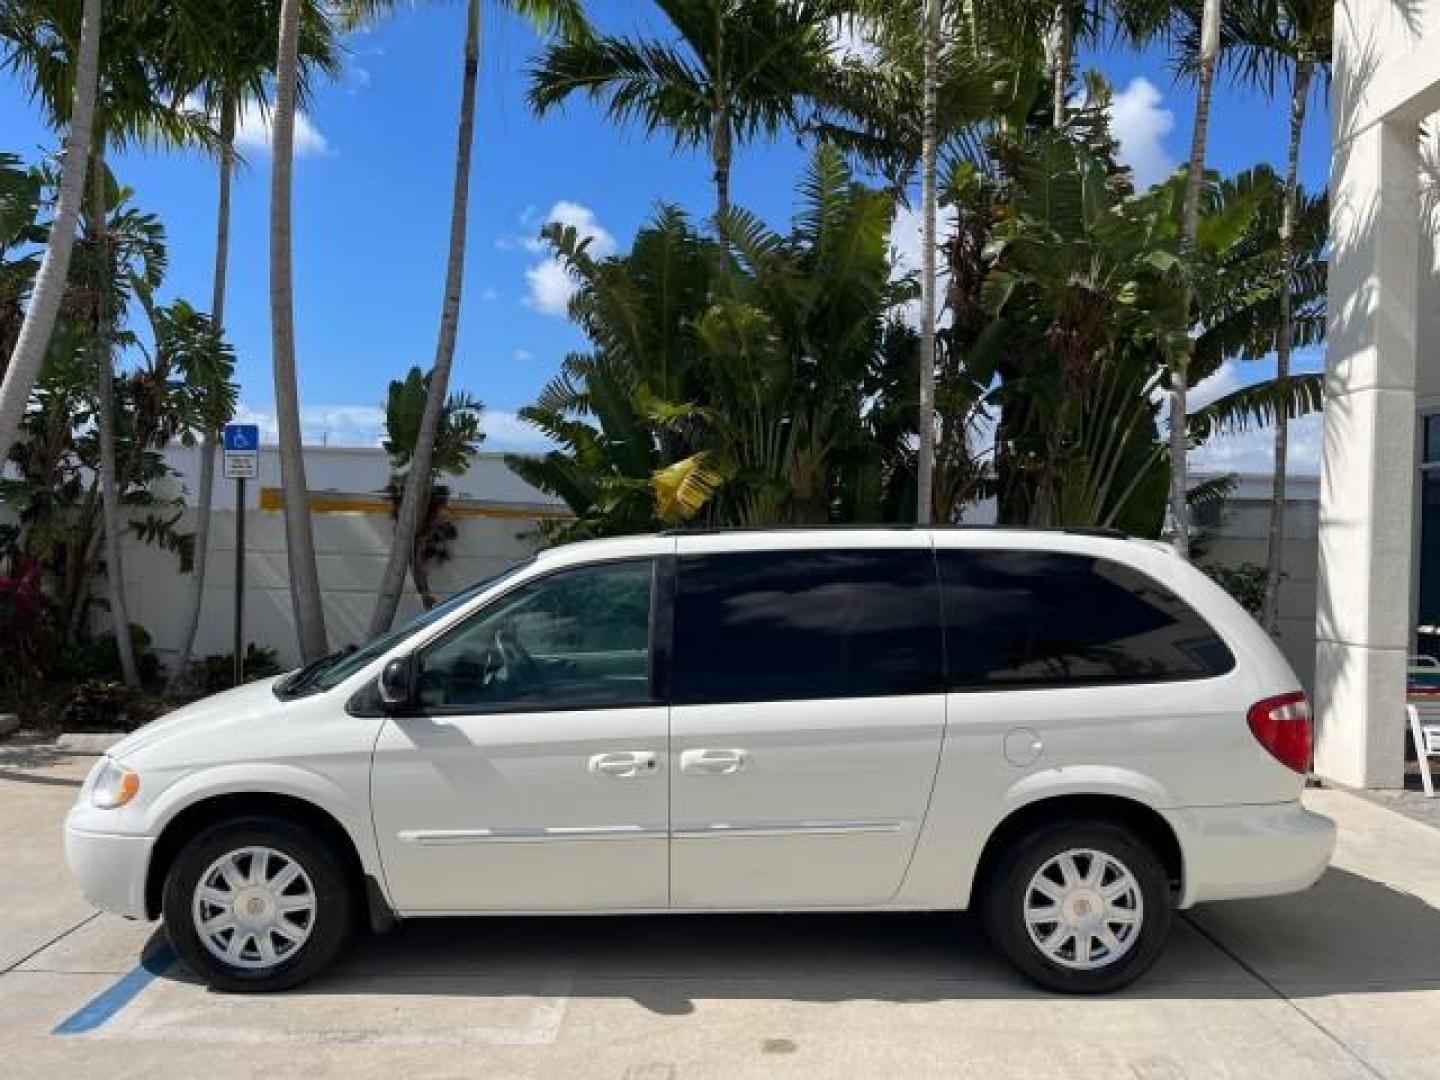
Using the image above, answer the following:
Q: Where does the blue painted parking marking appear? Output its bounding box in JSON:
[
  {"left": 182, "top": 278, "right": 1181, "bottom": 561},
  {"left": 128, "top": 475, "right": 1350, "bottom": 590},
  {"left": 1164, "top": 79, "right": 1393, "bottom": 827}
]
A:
[{"left": 51, "top": 942, "right": 176, "bottom": 1035}]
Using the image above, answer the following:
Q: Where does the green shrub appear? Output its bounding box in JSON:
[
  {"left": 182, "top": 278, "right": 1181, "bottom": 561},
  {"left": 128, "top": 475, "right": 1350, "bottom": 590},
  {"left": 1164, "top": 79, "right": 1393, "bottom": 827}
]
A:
[
  {"left": 1201, "top": 562, "right": 1276, "bottom": 618},
  {"left": 60, "top": 681, "right": 163, "bottom": 732},
  {"left": 186, "top": 644, "right": 284, "bottom": 696}
]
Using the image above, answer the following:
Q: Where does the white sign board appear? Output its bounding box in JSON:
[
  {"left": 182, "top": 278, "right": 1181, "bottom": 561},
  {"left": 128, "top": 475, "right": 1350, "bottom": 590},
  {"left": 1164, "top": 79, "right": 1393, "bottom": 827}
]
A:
[{"left": 223, "top": 423, "right": 259, "bottom": 480}]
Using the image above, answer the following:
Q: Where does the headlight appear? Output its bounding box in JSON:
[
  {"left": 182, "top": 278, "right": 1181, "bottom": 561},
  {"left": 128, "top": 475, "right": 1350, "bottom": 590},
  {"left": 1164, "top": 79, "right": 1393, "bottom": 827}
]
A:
[{"left": 91, "top": 759, "right": 140, "bottom": 809}]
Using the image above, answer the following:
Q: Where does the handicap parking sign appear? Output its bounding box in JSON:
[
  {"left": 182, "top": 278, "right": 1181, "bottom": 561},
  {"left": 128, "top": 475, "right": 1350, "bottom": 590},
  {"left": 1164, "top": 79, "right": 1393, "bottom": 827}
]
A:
[
  {"left": 223, "top": 423, "right": 260, "bottom": 479},
  {"left": 223, "top": 424, "right": 258, "bottom": 452}
]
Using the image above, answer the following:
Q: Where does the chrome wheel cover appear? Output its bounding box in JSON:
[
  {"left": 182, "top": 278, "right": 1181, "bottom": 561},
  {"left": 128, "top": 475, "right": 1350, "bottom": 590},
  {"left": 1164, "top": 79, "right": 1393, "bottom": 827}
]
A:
[
  {"left": 1023, "top": 848, "right": 1144, "bottom": 971},
  {"left": 192, "top": 846, "right": 317, "bottom": 970}
]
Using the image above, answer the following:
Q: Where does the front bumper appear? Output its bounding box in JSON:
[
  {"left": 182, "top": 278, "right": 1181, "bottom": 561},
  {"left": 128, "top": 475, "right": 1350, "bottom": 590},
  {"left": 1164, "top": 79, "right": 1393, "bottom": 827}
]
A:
[
  {"left": 1164, "top": 800, "right": 1336, "bottom": 908},
  {"left": 64, "top": 810, "right": 155, "bottom": 920}
]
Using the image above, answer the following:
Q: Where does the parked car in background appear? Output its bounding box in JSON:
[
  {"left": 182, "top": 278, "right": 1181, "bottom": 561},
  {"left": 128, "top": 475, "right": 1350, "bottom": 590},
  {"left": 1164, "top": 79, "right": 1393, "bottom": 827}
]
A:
[{"left": 66, "top": 527, "right": 1334, "bottom": 994}]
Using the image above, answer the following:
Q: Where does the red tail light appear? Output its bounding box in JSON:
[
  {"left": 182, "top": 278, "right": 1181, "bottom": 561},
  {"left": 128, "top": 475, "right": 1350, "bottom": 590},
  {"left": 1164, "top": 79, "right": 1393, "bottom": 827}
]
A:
[{"left": 1247, "top": 691, "right": 1313, "bottom": 773}]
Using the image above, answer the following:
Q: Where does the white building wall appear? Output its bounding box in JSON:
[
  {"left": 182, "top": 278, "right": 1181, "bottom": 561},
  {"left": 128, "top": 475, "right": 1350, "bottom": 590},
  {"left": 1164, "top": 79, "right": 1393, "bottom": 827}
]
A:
[
  {"left": 122, "top": 508, "right": 546, "bottom": 671},
  {"left": 1316, "top": 0, "right": 1440, "bottom": 787},
  {"left": 1199, "top": 475, "right": 1320, "bottom": 688},
  {"left": 112, "top": 443, "right": 564, "bottom": 671}
]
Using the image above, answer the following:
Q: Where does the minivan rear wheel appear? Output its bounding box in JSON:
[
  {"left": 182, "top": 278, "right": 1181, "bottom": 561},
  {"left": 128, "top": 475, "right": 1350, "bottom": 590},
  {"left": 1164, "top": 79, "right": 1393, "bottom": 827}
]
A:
[
  {"left": 981, "top": 821, "right": 1171, "bottom": 993},
  {"left": 162, "top": 815, "right": 357, "bottom": 992}
]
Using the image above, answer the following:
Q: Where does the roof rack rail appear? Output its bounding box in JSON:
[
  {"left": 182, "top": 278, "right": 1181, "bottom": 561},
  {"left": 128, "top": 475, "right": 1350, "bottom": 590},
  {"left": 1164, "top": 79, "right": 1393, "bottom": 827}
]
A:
[{"left": 657, "top": 524, "right": 1131, "bottom": 540}]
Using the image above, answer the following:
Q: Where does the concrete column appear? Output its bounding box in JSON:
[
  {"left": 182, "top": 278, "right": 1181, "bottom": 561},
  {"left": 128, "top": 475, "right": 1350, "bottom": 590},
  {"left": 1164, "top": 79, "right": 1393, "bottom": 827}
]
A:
[{"left": 1314, "top": 115, "right": 1422, "bottom": 789}]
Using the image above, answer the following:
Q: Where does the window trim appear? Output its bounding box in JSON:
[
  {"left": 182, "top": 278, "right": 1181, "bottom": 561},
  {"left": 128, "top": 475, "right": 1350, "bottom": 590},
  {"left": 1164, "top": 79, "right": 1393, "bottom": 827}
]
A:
[
  {"left": 937, "top": 549, "right": 1237, "bottom": 693},
  {"left": 400, "top": 555, "right": 667, "bottom": 718}
]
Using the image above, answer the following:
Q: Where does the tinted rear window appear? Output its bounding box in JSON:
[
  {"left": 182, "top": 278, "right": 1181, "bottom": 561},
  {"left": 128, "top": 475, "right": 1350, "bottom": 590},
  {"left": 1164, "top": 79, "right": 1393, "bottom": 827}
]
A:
[
  {"left": 937, "top": 549, "right": 1234, "bottom": 689},
  {"left": 673, "top": 549, "right": 943, "bottom": 704}
]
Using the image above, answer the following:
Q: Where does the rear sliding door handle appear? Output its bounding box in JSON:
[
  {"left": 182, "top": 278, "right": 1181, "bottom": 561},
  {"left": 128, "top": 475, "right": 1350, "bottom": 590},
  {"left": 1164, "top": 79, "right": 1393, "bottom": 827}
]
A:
[
  {"left": 680, "top": 748, "right": 748, "bottom": 775},
  {"left": 588, "top": 751, "right": 659, "bottom": 779}
]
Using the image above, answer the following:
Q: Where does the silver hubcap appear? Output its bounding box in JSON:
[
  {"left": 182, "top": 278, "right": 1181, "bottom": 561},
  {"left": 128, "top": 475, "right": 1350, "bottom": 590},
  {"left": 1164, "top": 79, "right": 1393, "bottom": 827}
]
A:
[
  {"left": 192, "top": 846, "right": 317, "bottom": 970},
  {"left": 1023, "top": 848, "right": 1143, "bottom": 971}
]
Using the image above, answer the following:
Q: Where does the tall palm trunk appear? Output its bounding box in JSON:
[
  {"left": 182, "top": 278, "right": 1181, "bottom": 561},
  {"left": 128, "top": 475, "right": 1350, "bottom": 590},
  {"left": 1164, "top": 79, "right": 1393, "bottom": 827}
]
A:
[
  {"left": 271, "top": 0, "right": 328, "bottom": 661},
  {"left": 916, "top": 0, "right": 941, "bottom": 523},
  {"left": 166, "top": 97, "right": 236, "bottom": 693},
  {"left": 710, "top": 3, "right": 731, "bottom": 239},
  {"left": 368, "top": 0, "right": 481, "bottom": 635},
  {"left": 712, "top": 106, "right": 733, "bottom": 233},
  {"left": 1262, "top": 58, "right": 1313, "bottom": 635},
  {"left": 1050, "top": 0, "right": 1072, "bottom": 128},
  {"left": 1168, "top": 0, "right": 1221, "bottom": 559},
  {"left": 0, "top": 0, "right": 102, "bottom": 467},
  {"left": 90, "top": 138, "right": 140, "bottom": 688}
]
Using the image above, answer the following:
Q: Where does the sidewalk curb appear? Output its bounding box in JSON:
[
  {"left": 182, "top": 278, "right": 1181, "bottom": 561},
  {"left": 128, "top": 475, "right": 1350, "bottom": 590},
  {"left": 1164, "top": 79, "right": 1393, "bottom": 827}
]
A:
[{"left": 54, "top": 733, "right": 127, "bottom": 754}]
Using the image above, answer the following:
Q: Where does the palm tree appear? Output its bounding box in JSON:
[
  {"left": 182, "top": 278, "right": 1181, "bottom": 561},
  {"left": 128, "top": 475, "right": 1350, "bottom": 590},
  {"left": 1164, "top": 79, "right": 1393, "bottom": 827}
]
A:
[
  {"left": 0, "top": 0, "right": 102, "bottom": 475},
  {"left": 1209, "top": 0, "right": 1330, "bottom": 633},
  {"left": 353, "top": 0, "right": 587, "bottom": 636},
  {"left": 270, "top": 0, "right": 330, "bottom": 662},
  {"left": 88, "top": 144, "right": 142, "bottom": 685},
  {"left": 513, "top": 147, "right": 906, "bottom": 531},
  {"left": 6, "top": 1, "right": 212, "bottom": 685},
  {"left": 381, "top": 366, "right": 484, "bottom": 608},
  {"left": 164, "top": 0, "right": 338, "bottom": 692},
  {"left": 917, "top": 0, "right": 941, "bottom": 523},
  {"left": 822, "top": 2, "right": 1013, "bottom": 523},
  {"left": 528, "top": 0, "right": 839, "bottom": 234},
  {"left": 1167, "top": 0, "right": 1222, "bottom": 559},
  {"left": 980, "top": 1, "right": 1163, "bottom": 129}
]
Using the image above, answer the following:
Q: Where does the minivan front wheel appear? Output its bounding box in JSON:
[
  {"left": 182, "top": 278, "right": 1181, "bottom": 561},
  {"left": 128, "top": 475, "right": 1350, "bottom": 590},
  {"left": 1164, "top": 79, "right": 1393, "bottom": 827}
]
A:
[
  {"left": 162, "top": 816, "right": 357, "bottom": 992},
  {"left": 981, "top": 822, "right": 1171, "bottom": 993}
]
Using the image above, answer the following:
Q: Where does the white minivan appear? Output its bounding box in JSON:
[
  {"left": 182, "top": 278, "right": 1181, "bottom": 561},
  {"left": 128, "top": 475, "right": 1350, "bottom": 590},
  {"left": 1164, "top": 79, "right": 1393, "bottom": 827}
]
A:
[{"left": 66, "top": 528, "right": 1335, "bottom": 994}]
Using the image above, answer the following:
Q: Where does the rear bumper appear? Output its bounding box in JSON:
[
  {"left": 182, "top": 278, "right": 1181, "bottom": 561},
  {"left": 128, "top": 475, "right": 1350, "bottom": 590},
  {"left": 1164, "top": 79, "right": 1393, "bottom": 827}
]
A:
[
  {"left": 64, "top": 811, "right": 154, "bottom": 920},
  {"left": 1164, "top": 801, "right": 1335, "bottom": 908}
]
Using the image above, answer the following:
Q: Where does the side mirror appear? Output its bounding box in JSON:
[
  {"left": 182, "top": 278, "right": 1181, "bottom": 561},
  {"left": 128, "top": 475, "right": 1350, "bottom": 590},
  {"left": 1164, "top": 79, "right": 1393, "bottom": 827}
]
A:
[{"left": 378, "top": 655, "right": 416, "bottom": 710}]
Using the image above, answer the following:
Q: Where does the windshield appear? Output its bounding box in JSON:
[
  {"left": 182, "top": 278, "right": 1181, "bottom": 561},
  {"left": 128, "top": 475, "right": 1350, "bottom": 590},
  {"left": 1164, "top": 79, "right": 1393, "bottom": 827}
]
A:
[{"left": 274, "top": 561, "right": 534, "bottom": 699}]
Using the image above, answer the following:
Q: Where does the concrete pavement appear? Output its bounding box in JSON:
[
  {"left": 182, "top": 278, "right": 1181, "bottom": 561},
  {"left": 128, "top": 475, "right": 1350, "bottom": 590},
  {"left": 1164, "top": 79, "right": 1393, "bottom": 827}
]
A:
[{"left": 3, "top": 741, "right": 1437, "bottom": 1079}]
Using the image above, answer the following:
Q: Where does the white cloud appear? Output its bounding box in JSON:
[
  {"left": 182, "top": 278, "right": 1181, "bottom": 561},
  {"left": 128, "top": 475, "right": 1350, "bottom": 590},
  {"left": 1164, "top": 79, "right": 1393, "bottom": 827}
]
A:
[
  {"left": 521, "top": 201, "right": 617, "bottom": 317},
  {"left": 830, "top": 17, "right": 880, "bottom": 64},
  {"left": 1191, "top": 413, "right": 1322, "bottom": 476},
  {"left": 1164, "top": 361, "right": 1324, "bottom": 475},
  {"left": 233, "top": 100, "right": 331, "bottom": 159},
  {"left": 1107, "top": 77, "right": 1175, "bottom": 190},
  {"left": 480, "top": 288, "right": 499, "bottom": 302},
  {"left": 235, "top": 403, "right": 555, "bottom": 453},
  {"left": 483, "top": 410, "right": 554, "bottom": 453},
  {"left": 889, "top": 202, "right": 959, "bottom": 329},
  {"left": 542, "top": 201, "right": 617, "bottom": 255},
  {"left": 233, "top": 403, "right": 384, "bottom": 447},
  {"left": 1188, "top": 360, "right": 1244, "bottom": 412},
  {"left": 513, "top": 348, "right": 534, "bottom": 362},
  {"left": 525, "top": 260, "right": 579, "bottom": 317}
]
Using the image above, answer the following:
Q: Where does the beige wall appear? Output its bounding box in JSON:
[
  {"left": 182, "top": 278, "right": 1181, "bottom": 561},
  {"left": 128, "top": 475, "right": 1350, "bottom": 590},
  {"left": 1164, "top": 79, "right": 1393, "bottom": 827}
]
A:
[
  {"left": 1201, "top": 492, "right": 1320, "bottom": 688},
  {"left": 120, "top": 507, "right": 548, "bottom": 671}
]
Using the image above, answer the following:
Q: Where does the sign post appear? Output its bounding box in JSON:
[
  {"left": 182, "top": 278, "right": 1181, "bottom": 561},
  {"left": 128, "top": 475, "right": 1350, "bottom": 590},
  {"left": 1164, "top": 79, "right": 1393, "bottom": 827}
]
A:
[{"left": 222, "top": 424, "right": 259, "bottom": 687}]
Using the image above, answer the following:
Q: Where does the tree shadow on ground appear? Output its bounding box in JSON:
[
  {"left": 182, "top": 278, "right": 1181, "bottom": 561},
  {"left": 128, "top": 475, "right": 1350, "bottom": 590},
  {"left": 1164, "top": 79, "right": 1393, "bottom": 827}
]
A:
[
  {"left": 0, "top": 738, "right": 92, "bottom": 786},
  {"left": 151, "top": 866, "right": 1440, "bottom": 1015}
]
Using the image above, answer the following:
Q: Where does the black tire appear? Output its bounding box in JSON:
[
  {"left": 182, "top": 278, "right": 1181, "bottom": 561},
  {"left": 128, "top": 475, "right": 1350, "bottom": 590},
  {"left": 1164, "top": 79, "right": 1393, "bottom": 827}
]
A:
[
  {"left": 162, "top": 815, "right": 357, "bottom": 992},
  {"left": 980, "top": 821, "right": 1172, "bottom": 994}
]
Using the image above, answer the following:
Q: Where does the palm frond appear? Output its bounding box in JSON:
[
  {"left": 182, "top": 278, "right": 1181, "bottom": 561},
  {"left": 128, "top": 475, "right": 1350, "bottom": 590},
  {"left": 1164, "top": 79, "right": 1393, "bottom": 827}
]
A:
[{"left": 1188, "top": 372, "right": 1325, "bottom": 440}]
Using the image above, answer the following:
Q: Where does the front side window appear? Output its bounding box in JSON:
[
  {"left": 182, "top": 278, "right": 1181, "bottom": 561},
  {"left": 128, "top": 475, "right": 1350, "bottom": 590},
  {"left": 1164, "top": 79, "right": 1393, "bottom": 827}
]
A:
[
  {"left": 938, "top": 549, "right": 1234, "bottom": 689},
  {"left": 294, "top": 562, "right": 534, "bottom": 697},
  {"left": 416, "top": 559, "right": 656, "bottom": 711},
  {"left": 672, "top": 549, "right": 943, "bottom": 705}
]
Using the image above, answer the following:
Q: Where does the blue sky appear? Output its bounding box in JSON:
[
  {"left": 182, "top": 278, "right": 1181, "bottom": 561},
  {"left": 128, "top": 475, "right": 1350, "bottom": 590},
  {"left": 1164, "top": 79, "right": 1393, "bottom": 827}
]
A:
[{"left": 0, "top": 2, "right": 1331, "bottom": 471}]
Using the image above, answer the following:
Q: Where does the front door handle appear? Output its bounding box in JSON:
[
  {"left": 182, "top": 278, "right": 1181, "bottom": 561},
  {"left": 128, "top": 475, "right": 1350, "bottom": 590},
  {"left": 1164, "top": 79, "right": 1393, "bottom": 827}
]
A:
[
  {"left": 680, "top": 748, "right": 747, "bottom": 775},
  {"left": 588, "top": 751, "right": 659, "bottom": 779}
]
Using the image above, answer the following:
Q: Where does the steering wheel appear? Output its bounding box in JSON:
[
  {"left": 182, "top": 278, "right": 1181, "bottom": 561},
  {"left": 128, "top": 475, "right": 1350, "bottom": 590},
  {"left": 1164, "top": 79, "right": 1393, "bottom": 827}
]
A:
[{"left": 493, "top": 621, "right": 544, "bottom": 688}]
